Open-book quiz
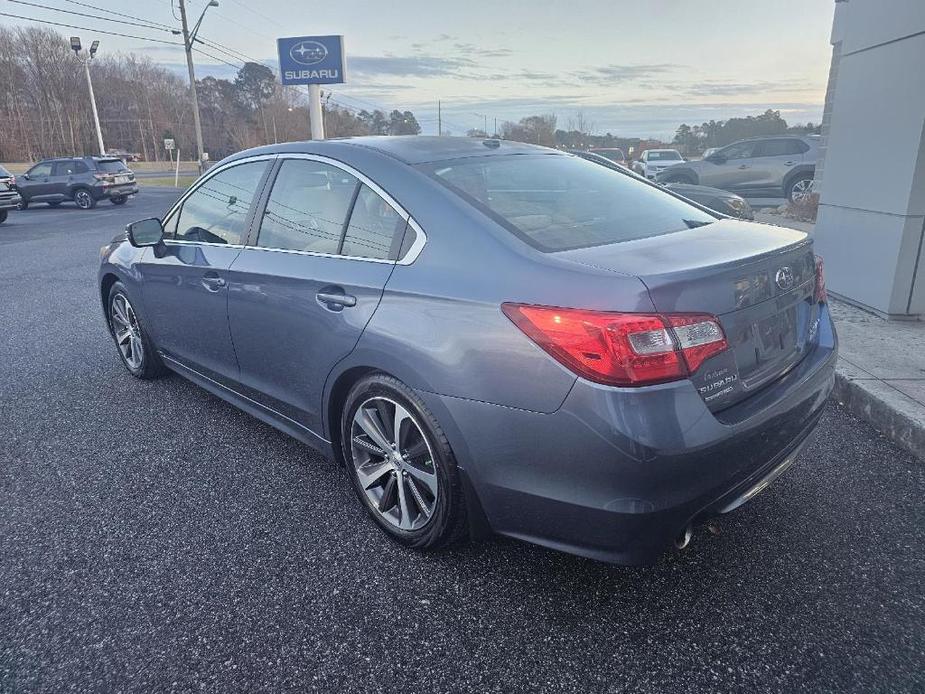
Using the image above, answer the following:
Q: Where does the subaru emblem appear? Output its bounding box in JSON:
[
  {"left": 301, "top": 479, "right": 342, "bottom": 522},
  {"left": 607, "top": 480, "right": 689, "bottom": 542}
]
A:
[
  {"left": 775, "top": 266, "right": 794, "bottom": 291},
  {"left": 290, "top": 40, "right": 328, "bottom": 66}
]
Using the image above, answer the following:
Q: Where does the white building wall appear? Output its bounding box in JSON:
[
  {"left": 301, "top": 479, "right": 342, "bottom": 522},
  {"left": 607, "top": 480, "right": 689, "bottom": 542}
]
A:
[{"left": 813, "top": 0, "right": 925, "bottom": 318}]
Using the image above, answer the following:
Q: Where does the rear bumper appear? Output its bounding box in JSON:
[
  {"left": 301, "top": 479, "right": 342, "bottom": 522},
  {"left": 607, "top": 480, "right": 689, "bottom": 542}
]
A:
[
  {"left": 98, "top": 183, "right": 138, "bottom": 199},
  {"left": 418, "top": 304, "right": 838, "bottom": 565}
]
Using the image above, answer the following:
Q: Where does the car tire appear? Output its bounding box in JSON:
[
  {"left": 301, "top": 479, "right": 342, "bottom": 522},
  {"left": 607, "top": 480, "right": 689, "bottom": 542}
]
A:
[
  {"left": 17, "top": 200, "right": 28, "bottom": 210},
  {"left": 787, "top": 175, "right": 814, "bottom": 203},
  {"left": 341, "top": 373, "right": 467, "bottom": 551},
  {"left": 47, "top": 201, "right": 61, "bottom": 208},
  {"left": 107, "top": 281, "right": 167, "bottom": 379},
  {"left": 0, "top": 210, "right": 7, "bottom": 224},
  {"left": 73, "top": 188, "right": 96, "bottom": 210},
  {"left": 110, "top": 196, "right": 127, "bottom": 205}
]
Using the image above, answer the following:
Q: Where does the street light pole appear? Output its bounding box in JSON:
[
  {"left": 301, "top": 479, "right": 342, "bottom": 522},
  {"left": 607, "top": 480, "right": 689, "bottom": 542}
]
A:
[
  {"left": 71, "top": 37, "right": 105, "bottom": 156},
  {"left": 177, "top": 0, "right": 218, "bottom": 174}
]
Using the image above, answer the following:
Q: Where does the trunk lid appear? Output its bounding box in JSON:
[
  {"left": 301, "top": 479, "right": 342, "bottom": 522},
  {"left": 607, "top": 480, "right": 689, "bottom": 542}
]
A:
[{"left": 557, "top": 219, "right": 822, "bottom": 410}]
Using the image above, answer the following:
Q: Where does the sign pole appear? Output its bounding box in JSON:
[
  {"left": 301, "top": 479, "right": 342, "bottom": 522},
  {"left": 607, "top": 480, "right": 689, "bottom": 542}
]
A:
[
  {"left": 175, "top": 149, "right": 181, "bottom": 188},
  {"left": 308, "top": 84, "right": 325, "bottom": 140}
]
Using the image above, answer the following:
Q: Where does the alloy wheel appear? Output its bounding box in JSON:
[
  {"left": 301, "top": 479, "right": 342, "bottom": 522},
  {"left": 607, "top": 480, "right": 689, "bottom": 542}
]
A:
[
  {"left": 790, "top": 178, "right": 814, "bottom": 203},
  {"left": 110, "top": 293, "right": 144, "bottom": 370},
  {"left": 350, "top": 397, "right": 439, "bottom": 531},
  {"left": 75, "top": 190, "right": 92, "bottom": 209}
]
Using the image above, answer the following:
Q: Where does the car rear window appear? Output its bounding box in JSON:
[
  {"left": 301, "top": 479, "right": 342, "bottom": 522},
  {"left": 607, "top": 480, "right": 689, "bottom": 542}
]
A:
[
  {"left": 97, "top": 159, "right": 129, "bottom": 173},
  {"left": 647, "top": 151, "right": 682, "bottom": 161},
  {"left": 423, "top": 154, "right": 715, "bottom": 252}
]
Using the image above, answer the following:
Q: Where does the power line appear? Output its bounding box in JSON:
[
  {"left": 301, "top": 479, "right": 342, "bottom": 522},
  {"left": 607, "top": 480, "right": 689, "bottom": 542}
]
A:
[
  {"left": 0, "top": 10, "right": 183, "bottom": 45},
  {"left": 223, "top": 0, "right": 287, "bottom": 30},
  {"left": 6, "top": 0, "right": 176, "bottom": 32},
  {"left": 57, "top": 0, "right": 175, "bottom": 30}
]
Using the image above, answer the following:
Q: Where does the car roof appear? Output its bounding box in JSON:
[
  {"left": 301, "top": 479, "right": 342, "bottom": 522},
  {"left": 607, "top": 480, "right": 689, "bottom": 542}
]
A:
[{"left": 248, "top": 136, "right": 558, "bottom": 165}]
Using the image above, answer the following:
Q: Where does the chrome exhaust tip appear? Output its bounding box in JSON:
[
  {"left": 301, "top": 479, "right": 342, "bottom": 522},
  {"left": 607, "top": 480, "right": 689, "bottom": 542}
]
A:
[{"left": 675, "top": 524, "right": 693, "bottom": 550}]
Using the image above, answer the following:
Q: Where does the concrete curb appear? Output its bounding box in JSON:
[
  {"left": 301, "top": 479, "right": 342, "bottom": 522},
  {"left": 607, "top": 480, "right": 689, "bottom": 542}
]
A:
[{"left": 833, "top": 366, "right": 925, "bottom": 461}]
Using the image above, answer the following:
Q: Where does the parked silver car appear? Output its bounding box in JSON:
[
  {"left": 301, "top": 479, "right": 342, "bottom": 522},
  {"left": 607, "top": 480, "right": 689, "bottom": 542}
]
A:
[
  {"left": 657, "top": 135, "right": 819, "bottom": 203},
  {"left": 632, "top": 148, "right": 685, "bottom": 179}
]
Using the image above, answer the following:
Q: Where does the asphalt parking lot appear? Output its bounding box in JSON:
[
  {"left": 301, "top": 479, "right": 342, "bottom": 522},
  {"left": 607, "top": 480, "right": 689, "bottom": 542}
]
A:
[{"left": 1, "top": 191, "right": 923, "bottom": 693}]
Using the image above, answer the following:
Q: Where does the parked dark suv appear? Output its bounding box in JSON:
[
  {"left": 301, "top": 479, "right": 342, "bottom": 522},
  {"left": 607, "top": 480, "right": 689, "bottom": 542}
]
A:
[
  {"left": 0, "top": 165, "right": 21, "bottom": 224},
  {"left": 17, "top": 156, "right": 138, "bottom": 210}
]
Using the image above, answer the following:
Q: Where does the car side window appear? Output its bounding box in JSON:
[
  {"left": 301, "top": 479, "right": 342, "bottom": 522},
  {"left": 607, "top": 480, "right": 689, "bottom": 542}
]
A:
[
  {"left": 719, "top": 142, "right": 758, "bottom": 160},
  {"left": 755, "top": 139, "right": 806, "bottom": 157},
  {"left": 28, "top": 163, "right": 52, "bottom": 178},
  {"left": 257, "top": 159, "right": 359, "bottom": 254},
  {"left": 173, "top": 161, "right": 268, "bottom": 245},
  {"left": 74, "top": 161, "right": 90, "bottom": 174},
  {"left": 52, "top": 161, "right": 80, "bottom": 176},
  {"left": 341, "top": 184, "right": 407, "bottom": 260}
]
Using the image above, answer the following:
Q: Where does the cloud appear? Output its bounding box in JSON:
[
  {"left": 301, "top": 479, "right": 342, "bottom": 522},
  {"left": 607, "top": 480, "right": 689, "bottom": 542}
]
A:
[
  {"left": 575, "top": 63, "right": 680, "bottom": 85},
  {"left": 685, "top": 80, "right": 822, "bottom": 97},
  {"left": 349, "top": 54, "right": 475, "bottom": 78}
]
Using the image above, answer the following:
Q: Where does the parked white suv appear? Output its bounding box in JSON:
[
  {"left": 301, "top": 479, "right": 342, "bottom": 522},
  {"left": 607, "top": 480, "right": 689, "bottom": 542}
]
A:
[{"left": 632, "top": 149, "right": 685, "bottom": 179}]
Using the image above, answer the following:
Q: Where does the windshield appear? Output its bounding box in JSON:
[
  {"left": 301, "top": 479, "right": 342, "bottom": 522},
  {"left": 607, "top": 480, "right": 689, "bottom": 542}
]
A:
[
  {"left": 593, "top": 149, "right": 625, "bottom": 162},
  {"left": 423, "top": 154, "right": 715, "bottom": 252},
  {"left": 647, "top": 151, "right": 682, "bottom": 161},
  {"left": 97, "top": 159, "right": 130, "bottom": 173}
]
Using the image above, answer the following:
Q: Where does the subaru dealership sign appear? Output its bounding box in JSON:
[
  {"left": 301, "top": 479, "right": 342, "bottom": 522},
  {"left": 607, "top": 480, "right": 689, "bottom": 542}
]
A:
[{"left": 277, "top": 35, "right": 346, "bottom": 85}]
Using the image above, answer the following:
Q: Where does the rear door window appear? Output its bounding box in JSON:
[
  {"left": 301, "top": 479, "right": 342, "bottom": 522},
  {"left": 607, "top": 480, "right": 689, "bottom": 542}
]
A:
[
  {"left": 256, "top": 159, "right": 359, "bottom": 254},
  {"left": 755, "top": 139, "right": 808, "bottom": 157},
  {"left": 173, "top": 161, "right": 268, "bottom": 245},
  {"left": 424, "top": 154, "right": 715, "bottom": 252}
]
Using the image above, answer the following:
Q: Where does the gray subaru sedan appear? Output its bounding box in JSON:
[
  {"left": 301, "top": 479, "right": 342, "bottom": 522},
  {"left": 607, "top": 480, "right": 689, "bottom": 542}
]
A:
[{"left": 98, "top": 137, "right": 837, "bottom": 565}]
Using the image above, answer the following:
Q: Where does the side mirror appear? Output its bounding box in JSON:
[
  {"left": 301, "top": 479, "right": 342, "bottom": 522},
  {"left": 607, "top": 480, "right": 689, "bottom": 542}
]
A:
[
  {"left": 22, "top": 173, "right": 30, "bottom": 180},
  {"left": 126, "top": 218, "right": 164, "bottom": 247}
]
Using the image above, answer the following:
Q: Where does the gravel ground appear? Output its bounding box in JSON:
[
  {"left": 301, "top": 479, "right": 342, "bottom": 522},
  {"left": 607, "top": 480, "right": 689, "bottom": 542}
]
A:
[{"left": 0, "top": 194, "right": 922, "bottom": 693}]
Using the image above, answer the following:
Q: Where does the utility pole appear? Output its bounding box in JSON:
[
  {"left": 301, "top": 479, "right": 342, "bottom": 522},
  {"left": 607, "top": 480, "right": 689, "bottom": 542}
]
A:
[
  {"left": 437, "top": 100, "right": 442, "bottom": 136},
  {"left": 177, "top": 0, "right": 218, "bottom": 174},
  {"left": 71, "top": 37, "right": 104, "bottom": 156}
]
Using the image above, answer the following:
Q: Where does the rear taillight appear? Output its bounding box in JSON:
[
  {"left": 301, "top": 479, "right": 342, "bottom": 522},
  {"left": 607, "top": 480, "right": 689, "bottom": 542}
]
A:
[
  {"left": 814, "top": 255, "right": 827, "bottom": 303},
  {"left": 501, "top": 304, "right": 728, "bottom": 387}
]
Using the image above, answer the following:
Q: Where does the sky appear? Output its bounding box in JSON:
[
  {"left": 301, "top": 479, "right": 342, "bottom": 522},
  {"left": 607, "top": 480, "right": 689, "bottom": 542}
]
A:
[{"left": 2, "top": 0, "right": 837, "bottom": 139}]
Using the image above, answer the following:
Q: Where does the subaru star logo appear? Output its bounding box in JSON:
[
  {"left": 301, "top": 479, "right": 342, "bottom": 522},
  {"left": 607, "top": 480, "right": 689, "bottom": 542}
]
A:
[
  {"left": 290, "top": 40, "right": 328, "bottom": 66},
  {"left": 775, "top": 266, "right": 794, "bottom": 291}
]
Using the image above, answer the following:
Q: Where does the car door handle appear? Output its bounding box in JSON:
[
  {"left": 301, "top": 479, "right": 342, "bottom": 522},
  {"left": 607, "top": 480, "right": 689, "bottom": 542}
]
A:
[
  {"left": 738, "top": 164, "right": 749, "bottom": 169},
  {"left": 784, "top": 161, "right": 797, "bottom": 166},
  {"left": 316, "top": 290, "right": 357, "bottom": 308},
  {"left": 201, "top": 273, "right": 226, "bottom": 291}
]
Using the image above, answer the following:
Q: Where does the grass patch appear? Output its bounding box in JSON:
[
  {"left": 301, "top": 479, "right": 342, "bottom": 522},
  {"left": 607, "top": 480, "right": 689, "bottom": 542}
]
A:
[{"left": 137, "top": 176, "right": 196, "bottom": 189}]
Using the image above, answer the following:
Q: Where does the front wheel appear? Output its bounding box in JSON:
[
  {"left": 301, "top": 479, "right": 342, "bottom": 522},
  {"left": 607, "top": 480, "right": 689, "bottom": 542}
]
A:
[
  {"left": 73, "top": 188, "right": 96, "bottom": 209},
  {"left": 110, "top": 196, "right": 127, "bottom": 206},
  {"left": 0, "top": 210, "right": 7, "bottom": 224},
  {"left": 107, "top": 282, "right": 167, "bottom": 379},
  {"left": 787, "top": 175, "right": 814, "bottom": 203},
  {"left": 17, "top": 200, "right": 28, "bottom": 210},
  {"left": 341, "top": 374, "right": 467, "bottom": 550}
]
